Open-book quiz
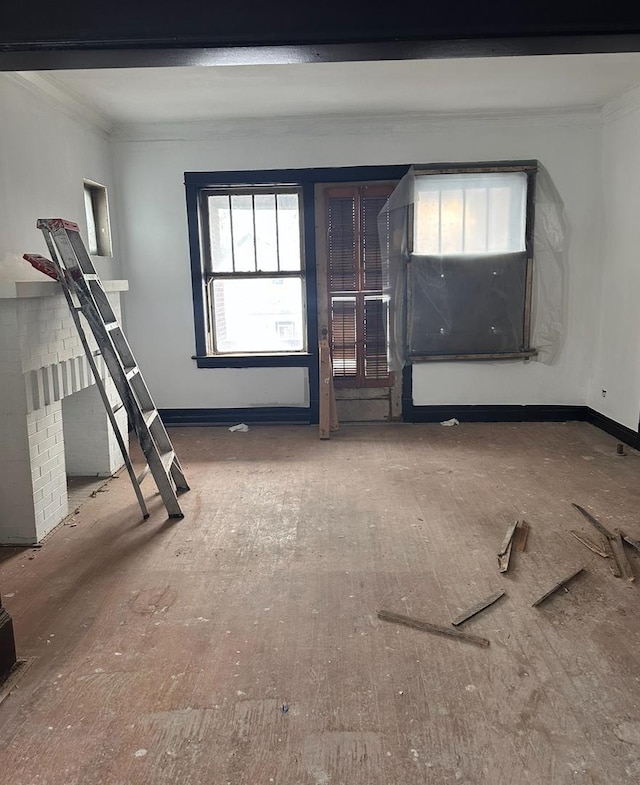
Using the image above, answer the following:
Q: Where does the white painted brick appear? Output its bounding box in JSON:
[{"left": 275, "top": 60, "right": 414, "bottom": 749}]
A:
[{"left": 32, "top": 471, "right": 52, "bottom": 493}]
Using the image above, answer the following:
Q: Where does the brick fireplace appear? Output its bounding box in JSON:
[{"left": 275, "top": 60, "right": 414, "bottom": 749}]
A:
[{"left": 0, "top": 279, "right": 129, "bottom": 545}]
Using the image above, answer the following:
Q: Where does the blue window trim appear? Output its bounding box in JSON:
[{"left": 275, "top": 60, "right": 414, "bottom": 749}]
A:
[{"left": 185, "top": 165, "right": 411, "bottom": 422}]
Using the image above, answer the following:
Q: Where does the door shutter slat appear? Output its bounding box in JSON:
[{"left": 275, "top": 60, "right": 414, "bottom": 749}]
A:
[
  {"left": 363, "top": 297, "right": 389, "bottom": 380},
  {"left": 327, "top": 196, "right": 357, "bottom": 292},
  {"left": 361, "top": 194, "right": 389, "bottom": 292},
  {"left": 330, "top": 297, "right": 358, "bottom": 377}
]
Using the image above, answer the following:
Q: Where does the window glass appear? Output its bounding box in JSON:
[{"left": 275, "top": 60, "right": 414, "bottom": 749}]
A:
[
  {"left": 211, "top": 277, "right": 305, "bottom": 353},
  {"left": 414, "top": 172, "right": 527, "bottom": 255}
]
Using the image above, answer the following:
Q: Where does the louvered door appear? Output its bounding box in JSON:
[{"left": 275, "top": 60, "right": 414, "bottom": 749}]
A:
[{"left": 325, "top": 184, "right": 393, "bottom": 388}]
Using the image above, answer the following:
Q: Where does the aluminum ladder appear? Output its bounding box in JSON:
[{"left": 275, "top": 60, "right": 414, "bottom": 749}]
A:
[{"left": 24, "top": 218, "right": 189, "bottom": 520}]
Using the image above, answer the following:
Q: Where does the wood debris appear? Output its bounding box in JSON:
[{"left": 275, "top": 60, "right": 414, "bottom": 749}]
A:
[
  {"left": 532, "top": 567, "right": 585, "bottom": 608},
  {"left": 377, "top": 610, "right": 490, "bottom": 648},
  {"left": 514, "top": 520, "right": 530, "bottom": 552},
  {"left": 611, "top": 532, "right": 635, "bottom": 582},
  {"left": 451, "top": 590, "right": 505, "bottom": 626},
  {"left": 498, "top": 521, "right": 518, "bottom": 573},
  {"left": 571, "top": 503, "right": 615, "bottom": 540},
  {"left": 569, "top": 530, "right": 609, "bottom": 559},
  {"left": 619, "top": 531, "right": 640, "bottom": 557}
]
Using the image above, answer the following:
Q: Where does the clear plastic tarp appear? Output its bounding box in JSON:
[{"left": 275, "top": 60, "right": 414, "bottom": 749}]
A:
[{"left": 379, "top": 162, "right": 568, "bottom": 369}]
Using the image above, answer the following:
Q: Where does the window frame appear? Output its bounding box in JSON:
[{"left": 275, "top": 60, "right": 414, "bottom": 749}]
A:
[
  {"left": 185, "top": 165, "right": 409, "bottom": 372},
  {"left": 199, "top": 185, "right": 308, "bottom": 356},
  {"left": 407, "top": 161, "right": 538, "bottom": 362}
]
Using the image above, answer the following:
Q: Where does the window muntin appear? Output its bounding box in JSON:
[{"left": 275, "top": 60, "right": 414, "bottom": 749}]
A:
[{"left": 203, "top": 187, "right": 306, "bottom": 355}]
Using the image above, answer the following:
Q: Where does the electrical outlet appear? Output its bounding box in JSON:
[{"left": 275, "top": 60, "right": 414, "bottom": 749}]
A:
[{"left": 601, "top": 389, "right": 607, "bottom": 397}]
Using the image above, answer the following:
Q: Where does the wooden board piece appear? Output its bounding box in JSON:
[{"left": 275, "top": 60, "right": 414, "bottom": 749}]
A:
[
  {"left": 451, "top": 590, "right": 506, "bottom": 626},
  {"left": 571, "top": 503, "right": 615, "bottom": 540},
  {"left": 514, "top": 520, "right": 530, "bottom": 552},
  {"left": 619, "top": 531, "right": 640, "bottom": 557},
  {"left": 604, "top": 538, "right": 622, "bottom": 577},
  {"left": 498, "top": 521, "right": 519, "bottom": 556},
  {"left": 569, "top": 530, "right": 609, "bottom": 559},
  {"left": 498, "top": 539, "right": 513, "bottom": 573},
  {"left": 532, "top": 567, "right": 585, "bottom": 607},
  {"left": 611, "top": 532, "right": 635, "bottom": 582},
  {"left": 378, "top": 610, "right": 490, "bottom": 648},
  {"left": 318, "top": 340, "right": 332, "bottom": 440}
]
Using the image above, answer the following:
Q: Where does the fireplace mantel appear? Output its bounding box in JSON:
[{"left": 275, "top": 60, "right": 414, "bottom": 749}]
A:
[
  {"left": 0, "top": 279, "right": 128, "bottom": 299},
  {"left": 0, "top": 279, "right": 130, "bottom": 545}
]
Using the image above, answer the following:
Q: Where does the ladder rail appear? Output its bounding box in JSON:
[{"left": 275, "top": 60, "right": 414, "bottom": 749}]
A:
[
  {"left": 28, "top": 218, "right": 189, "bottom": 520},
  {"left": 34, "top": 241, "right": 150, "bottom": 520}
]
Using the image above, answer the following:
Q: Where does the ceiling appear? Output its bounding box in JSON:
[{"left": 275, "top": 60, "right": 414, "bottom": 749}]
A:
[{"left": 36, "top": 53, "right": 640, "bottom": 125}]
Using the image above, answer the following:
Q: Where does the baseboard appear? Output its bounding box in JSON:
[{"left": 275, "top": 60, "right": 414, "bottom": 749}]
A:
[
  {"left": 403, "top": 404, "right": 591, "bottom": 423},
  {"left": 158, "top": 404, "right": 640, "bottom": 449},
  {"left": 587, "top": 408, "right": 640, "bottom": 450},
  {"left": 159, "top": 407, "right": 312, "bottom": 426}
]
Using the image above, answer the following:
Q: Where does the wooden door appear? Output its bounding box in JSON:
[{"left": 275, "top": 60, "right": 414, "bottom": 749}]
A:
[{"left": 316, "top": 182, "right": 401, "bottom": 422}]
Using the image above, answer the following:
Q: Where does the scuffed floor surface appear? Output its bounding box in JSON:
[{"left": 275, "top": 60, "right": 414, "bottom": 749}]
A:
[{"left": 1, "top": 422, "right": 640, "bottom": 784}]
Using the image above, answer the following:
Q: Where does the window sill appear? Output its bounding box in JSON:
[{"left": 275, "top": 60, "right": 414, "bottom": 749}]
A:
[
  {"left": 193, "top": 353, "right": 313, "bottom": 368},
  {"left": 410, "top": 350, "right": 538, "bottom": 362}
]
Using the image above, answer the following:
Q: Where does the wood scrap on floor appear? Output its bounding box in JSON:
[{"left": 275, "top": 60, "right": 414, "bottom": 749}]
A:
[
  {"left": 498, "top": 520, "right": 518, "bottom": 573},
  {"left": 611, "top": 532, "right": 635, "bottom": 582},
  {"left": 451, "top": 590, "right": 505, "bottom": 626},
  {"left": 514, "top": 520, "right": 530, "bottom": 552},
  {"left": 604, "top": 539, "right": 622, "bottom": 577},
  {"left": 377, "top": 610, "right": 490, "bottom": 648},
  {"left": 571, "top": 503, "right": 615, "bottom": 540},
  {"left": 532, "top": 567, "right": 585, "bottom": 608},
  {"left": 569, "top": 530, "right": 610, "bottom": 559},
  {"left": 619, "top": 531, "right": 640, "bottom": 557}
]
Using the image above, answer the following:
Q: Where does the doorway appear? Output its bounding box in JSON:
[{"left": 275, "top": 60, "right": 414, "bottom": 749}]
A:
[{"left": 315, "top": 182, "right": 402, "bottom": 422}]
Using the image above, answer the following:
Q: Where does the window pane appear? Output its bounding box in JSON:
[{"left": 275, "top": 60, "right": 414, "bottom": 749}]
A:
[
  {"left": 414, "top": 172, "right": 527, "bottom": 255},
  {"left": 207, "top": 195, "right": 233, "bottom": 272},
  {"left": 254, "top": 194, "right": 279, "bottom": 272},
  {"left": 276, "top": 193, "right": 302, "bottom": 271},
  {"left": 231, "top": 195, "right": 256, "bottom": 272},
  {"left": 211, "top": 277, "right": 305, "bottom": 353}
]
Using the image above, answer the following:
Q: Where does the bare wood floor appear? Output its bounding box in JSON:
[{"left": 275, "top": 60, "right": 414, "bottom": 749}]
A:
[{"left": 1, "top": 422, "right": 640, "bottom": 785}]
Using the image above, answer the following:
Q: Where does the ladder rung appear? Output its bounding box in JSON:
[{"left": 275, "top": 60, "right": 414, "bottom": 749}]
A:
[
  {"left": 112, "top": 402, "right": 124, "bottom": 415},
  {"left": 160, "top": 451, "right": 175, "bottom": 472},
  {"left": 125, "top": 366, "right": 139, "bottom": 380},
  {"left": 143, "top": 409, "right": 158, "bottom": 427},
  {"left": 136, "top": 465, "right": 151, "bottom": 485},
  {"left": 105, "top": 321, "right": 119, "bottom": 331}
]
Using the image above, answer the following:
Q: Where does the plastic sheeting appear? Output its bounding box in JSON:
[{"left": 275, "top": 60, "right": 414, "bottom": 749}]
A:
[{"left": 379, "top": 162, "right": 568, "bottom": 369}]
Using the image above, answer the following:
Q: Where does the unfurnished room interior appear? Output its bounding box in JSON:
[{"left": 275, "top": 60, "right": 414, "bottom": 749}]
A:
[{"left": 3, "top": 6, "right": 640, "bottom": 784}]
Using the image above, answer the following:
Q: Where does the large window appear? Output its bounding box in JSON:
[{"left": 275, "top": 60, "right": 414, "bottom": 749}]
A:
[
  {"left": 408, "top": 164, "right": 536, "bottom": 360},
  {"left": 201, "top": 187, "right": 306, "bottom": 355}
]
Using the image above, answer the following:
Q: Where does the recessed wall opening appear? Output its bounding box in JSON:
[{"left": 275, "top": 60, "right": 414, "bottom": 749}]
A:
[{"left": 83, "top": 180, "right": 112, "bottom": 257}]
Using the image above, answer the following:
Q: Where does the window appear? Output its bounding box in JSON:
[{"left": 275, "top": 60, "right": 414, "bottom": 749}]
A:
[
  {"left": 83, "top": 180, "right": 112, "bottom": 257},
  {"left": 408, "top": 164, "right": 536, "bottom": 360},
  {"left": 201, "top": 188, "right": 306, "bottom": 355}
]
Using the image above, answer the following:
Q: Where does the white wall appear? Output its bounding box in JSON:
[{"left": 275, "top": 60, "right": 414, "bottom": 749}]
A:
[
  {"left": 588, "top": 91, "right": 640, "bottom": 430},
  {"left": 113, "top": 111, "right": 602, "bottom": 411},
  {"left": 0, "top": 74, "right": 120, "bottom": 282}
]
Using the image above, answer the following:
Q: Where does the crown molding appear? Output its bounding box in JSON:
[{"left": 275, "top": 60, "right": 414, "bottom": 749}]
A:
[
  {"left": 111, "top": 105, "right": 601, "bottom": 143},
  {"left": 4, "top": 72, "right": 113, "bottom": 135}
]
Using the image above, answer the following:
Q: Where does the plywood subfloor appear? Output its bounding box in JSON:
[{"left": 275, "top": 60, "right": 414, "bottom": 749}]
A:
[{"left": 1, "top": 422, "right": 640, "bottom": 785}]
